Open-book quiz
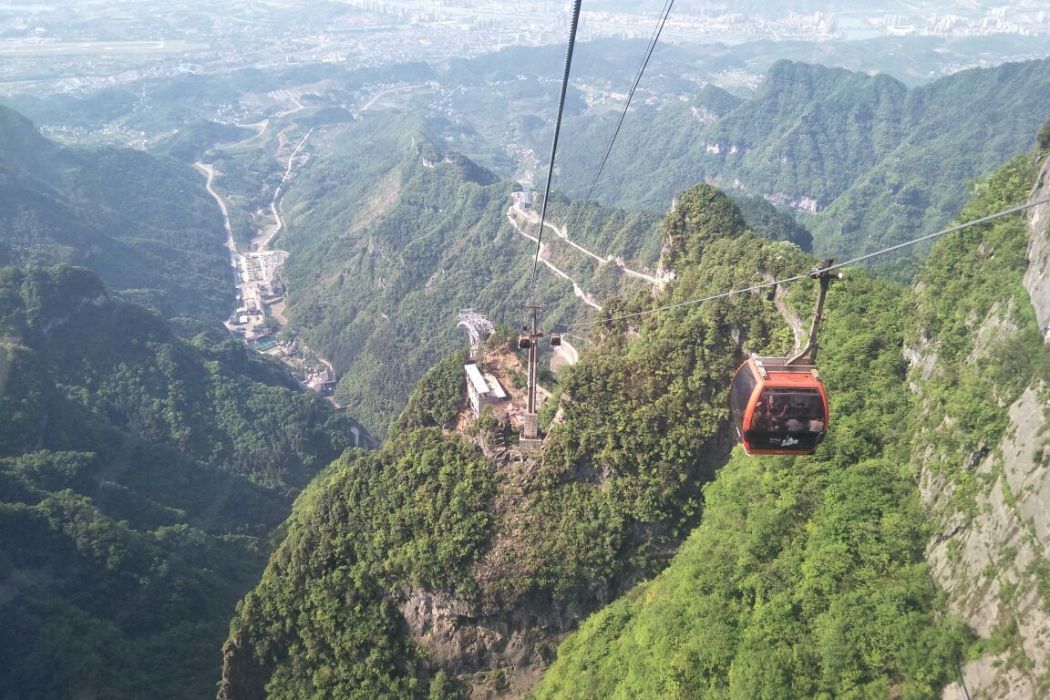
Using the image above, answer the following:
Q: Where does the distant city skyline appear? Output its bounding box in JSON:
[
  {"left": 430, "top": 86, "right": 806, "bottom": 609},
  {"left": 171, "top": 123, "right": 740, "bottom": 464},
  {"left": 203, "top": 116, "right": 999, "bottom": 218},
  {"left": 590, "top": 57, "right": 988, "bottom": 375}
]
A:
[{"left": 1, "top": 0, "right": 1047, "bottom": 98}]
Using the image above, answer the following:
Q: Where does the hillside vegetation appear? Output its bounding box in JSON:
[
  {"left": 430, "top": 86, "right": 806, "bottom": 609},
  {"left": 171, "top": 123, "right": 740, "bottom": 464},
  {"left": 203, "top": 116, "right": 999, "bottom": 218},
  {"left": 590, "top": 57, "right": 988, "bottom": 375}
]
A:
[
  {"left": 555, "top": 58, "right": 1050, "bottom": 272},
  {"left": 233, "top": 57, "right": 1050, "bottom": 446},
  {"left": 0, "top": 266, "right": 359, "bottom": 699},
  {"left": 0, "top": 106, "right": 230, "bottom": 321},
  {"left": 218, "top": 175, "right": 989, "bottom": 697},
  {"left": 270, "top": 114, "right": 819, "bottom": 440},
  {"left": 535, "top": 148, "right": 1050, "bottom": 698},
  {"left": 907, "top": 150, "right": 1050, "bottom": 696},
  {"left": 276, "top": 123, "right": 661, "bottom": 439}
]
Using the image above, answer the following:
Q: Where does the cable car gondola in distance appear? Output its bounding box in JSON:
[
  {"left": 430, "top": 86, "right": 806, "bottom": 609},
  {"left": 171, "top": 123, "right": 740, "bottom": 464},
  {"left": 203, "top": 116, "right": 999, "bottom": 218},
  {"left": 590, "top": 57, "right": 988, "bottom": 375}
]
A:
[{"left": 729, "top": 260, "right": 839, "bottom": 456}]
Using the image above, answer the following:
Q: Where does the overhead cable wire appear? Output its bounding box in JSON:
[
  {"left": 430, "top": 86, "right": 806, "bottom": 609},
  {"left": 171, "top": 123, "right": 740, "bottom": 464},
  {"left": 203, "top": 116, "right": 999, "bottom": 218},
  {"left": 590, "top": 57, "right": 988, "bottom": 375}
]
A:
[
  {"left": 539, "top": 0, "right": 674, "bottom": 297},
  {"left": 569, "top": 195, "right": 1050, "bottom": 331},
  {"left": 530, "top": 0, "right": 584, "bottom": 297},
  {"left": 580, "top": 0, "right": 675, "bottom": 206}
]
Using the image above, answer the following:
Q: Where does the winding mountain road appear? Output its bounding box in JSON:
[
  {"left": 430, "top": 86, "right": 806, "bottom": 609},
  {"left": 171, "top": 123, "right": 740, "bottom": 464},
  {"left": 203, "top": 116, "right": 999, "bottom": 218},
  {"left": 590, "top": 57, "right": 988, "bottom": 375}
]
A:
[
  {"left": 538, "top": 209, "right": 660, "bottom": 287},
  {"left": 256, "top": 128, "right": 314, "bottom": 250},
  {"left": 512, "top": 202, "right": 661, "bottom": 289},
  {"left": 193, "top": 162, "right": 237, "bottom": 259},
  {"left": 359, "top": 83, "right": 423, "bottom": 114},
  {"left": 506, "top": 205, "right": 603, "bottom": 310}
]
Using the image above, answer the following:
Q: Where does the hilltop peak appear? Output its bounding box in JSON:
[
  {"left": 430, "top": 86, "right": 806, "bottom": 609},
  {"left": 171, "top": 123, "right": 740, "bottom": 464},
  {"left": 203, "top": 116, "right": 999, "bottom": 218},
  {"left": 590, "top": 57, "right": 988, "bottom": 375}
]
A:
[
  {"left": 412, "top": 137, "right": 500, "bottom": 186},
  {"left": 0, "top": 104, "right": 57, "bottom": 177},
  {"left": 664, "top": 183, "right": 748, "bottom": 269}
]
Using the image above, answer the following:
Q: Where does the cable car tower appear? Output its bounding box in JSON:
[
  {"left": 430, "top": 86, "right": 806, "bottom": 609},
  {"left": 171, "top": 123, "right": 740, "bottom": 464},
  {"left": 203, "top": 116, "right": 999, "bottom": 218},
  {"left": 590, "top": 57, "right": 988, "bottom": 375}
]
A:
[
  {"left": 457, "top": 309, "right": 495, "bottom": 360},
  {"left": 519, "top": 303, "right": 544, "bottom": 439}
]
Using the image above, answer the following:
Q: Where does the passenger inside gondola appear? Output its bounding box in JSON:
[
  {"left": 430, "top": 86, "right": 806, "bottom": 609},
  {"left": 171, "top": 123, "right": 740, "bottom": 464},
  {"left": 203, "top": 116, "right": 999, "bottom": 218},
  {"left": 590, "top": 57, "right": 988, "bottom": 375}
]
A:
[{"left": 745, "top": 388, "right": 826, "bottom": 452}]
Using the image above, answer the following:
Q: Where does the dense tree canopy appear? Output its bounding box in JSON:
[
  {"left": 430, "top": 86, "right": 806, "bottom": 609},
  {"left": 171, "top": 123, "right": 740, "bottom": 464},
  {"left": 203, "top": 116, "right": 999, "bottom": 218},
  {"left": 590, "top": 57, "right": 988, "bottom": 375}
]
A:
[{"left": 0, "top": 265, "right": 358, "bottom": 699}]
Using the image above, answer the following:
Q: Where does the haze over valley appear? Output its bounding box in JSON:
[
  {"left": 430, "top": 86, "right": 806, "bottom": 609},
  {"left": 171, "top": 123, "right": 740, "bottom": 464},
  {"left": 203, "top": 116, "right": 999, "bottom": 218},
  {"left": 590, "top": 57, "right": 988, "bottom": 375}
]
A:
[{"left": 2, "top": 1, "right": 1050, "bottom": 698}]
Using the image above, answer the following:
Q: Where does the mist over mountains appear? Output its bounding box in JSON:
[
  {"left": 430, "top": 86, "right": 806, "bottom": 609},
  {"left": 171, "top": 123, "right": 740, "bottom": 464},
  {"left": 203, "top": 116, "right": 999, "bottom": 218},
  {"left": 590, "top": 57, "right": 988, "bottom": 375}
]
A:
[{"left": 1, "top": 12, "right": 1049, "bottom": 699}]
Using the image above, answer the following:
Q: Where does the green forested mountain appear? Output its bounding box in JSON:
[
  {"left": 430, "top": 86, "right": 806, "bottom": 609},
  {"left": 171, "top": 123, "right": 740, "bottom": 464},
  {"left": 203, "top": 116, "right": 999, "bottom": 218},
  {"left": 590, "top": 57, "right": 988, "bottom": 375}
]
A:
[
  {"left": 276, "top": 121, "right": 661, "bottom": 439},
  {"left": 273, "top": 115, "right": 816, "bottom": 440},
  {"left": 217, "top": 173, "right": 964, "bottom": 697},
  {"left": 218, "top": 183, "right": 794, "bottom": 698},
  {"left": 0, "top": 266, "right": 359, "bottom": 699},
  {"left": 219, "top": 137, "right": 1050, "bottom": 698},
  {"left": 555, "top": 57, "right": 1050, "bottom": 268},
  {"left": 2, "top": 39, "right": 1044, "bottom": 700},
  {"left": 535, "top": 148, "right": 1050, "bottom": 697},
  {"left": 0, "top": 106, "right": 230, "bottom": 321}
]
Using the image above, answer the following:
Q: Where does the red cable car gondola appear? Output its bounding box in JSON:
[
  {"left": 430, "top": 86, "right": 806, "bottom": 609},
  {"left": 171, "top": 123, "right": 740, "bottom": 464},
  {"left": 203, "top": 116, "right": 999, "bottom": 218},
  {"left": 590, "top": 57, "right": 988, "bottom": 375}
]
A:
[
  {"left": 730, "top": 356, "right": 829, "bottom": 455},
  {"left": 729, "top": 260, "right": 839, "bottom": 456}
]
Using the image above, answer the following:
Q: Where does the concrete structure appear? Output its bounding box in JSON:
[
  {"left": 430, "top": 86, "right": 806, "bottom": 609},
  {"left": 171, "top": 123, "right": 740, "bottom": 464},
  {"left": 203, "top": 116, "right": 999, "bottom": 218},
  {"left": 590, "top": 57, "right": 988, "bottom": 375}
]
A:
[
  {"left": 465, "top": 362, "right": 507, "bottom": 415},
  {"left": 306, "top": 368, "right": 337, "bottom": 395}
]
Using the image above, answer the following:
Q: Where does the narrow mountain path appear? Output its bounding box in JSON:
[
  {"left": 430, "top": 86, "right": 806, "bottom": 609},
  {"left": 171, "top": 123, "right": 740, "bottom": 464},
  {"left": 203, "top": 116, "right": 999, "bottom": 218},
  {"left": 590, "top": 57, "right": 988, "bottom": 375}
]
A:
[
  {"left": 232, "top": 119, "right": 270, "bottom": 147},
  {"left": 613, "top": 256, "right": 660, "bottom": 286},
  {"left": 255, "top": 128, "right": 313, "bottom": 250},
  {"left": 549, "top": 221, "right": 606, "bottom": 264},
  {"left": 559, "top": 338, "right": 579, "bottom": 365},
  {"left": 274, "top": 94, "right": 305, "bottom": 118},
  {"left": 535, "top": 210, "right": 660, "bottom": 287},
  {"left": 359, "top": 83, "right": 423, "bottom": 114},
  {"left": 760, "top": 271, "right": 806, "bottom": 349}
]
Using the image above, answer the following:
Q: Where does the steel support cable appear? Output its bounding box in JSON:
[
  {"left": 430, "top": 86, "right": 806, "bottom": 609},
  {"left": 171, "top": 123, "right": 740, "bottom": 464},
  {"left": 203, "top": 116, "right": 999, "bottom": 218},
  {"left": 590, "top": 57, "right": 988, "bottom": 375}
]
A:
[
  {"left": 529, "top": 0, "right": 584, "bottom": 298},
  {"left": 580, "top": 0, "right": 675, "bottom": 207},
  {"left": 567, "top": 195, "right": 1050, "bottom": 331}
]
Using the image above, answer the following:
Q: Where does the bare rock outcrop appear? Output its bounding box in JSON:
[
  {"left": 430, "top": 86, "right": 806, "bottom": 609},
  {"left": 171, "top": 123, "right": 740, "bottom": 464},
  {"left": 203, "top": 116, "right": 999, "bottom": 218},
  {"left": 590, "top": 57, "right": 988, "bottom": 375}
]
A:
[
  {"left": 920, "top": 154, "right": 1050, "bottom": 699},
  {"left": 1023, "top": 156, "right": 1050, "bottom": 345},
  {"left": 931, "top": 387, "right": 1050, "bottom": 699},
  {"left": 396, "top": 589, "right": 567, "bottom": 698}
]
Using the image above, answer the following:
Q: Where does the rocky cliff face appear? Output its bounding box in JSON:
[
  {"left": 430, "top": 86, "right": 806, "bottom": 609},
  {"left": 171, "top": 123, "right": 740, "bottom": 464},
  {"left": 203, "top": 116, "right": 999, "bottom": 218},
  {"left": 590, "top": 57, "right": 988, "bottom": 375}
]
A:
[
  {"left": 395, "top": 588, "right": 565, "bottom": 698},
  {"left": 915, "top": 154, "right": 1050, "bottom": 699},
  {"left": 927, "top": 386, "right": 1050, "bottom": 699},
  {"left": 1023, "top": 157, "right": 1050, "bottom": 346}
]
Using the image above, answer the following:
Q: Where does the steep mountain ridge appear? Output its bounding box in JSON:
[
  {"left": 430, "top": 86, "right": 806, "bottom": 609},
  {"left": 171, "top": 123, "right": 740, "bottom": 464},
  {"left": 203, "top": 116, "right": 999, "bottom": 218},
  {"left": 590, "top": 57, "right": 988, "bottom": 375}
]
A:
[
  {"left": 0, "top": 105, "right": 230, "bottom": 321},
  {"left": 556, "top": 57, "right": 1050, "bottom": 270},
  {"left": 217, "top": 183, "right": 906, "bottom": 698}
]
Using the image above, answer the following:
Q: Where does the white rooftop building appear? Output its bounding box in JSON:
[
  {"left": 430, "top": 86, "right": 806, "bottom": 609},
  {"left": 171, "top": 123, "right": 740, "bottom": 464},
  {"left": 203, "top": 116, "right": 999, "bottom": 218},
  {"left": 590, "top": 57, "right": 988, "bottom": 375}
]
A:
[{"left": 465, "top": 362, "right": 507, "bottom": 415}]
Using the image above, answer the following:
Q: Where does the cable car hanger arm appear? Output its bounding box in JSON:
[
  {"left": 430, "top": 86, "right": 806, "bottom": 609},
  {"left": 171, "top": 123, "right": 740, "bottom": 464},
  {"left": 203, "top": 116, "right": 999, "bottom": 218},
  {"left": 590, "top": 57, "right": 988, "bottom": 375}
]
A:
[{"left": 787, "top": 259, "right": 842, "bottom": 366}]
